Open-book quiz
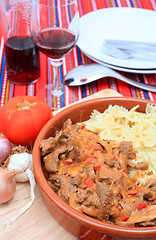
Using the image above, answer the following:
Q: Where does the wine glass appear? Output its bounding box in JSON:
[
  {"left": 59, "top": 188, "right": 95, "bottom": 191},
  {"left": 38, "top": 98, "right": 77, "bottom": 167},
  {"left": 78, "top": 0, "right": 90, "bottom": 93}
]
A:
[{"left": 31, "top": 0, "right": 79, "bottom": 96}]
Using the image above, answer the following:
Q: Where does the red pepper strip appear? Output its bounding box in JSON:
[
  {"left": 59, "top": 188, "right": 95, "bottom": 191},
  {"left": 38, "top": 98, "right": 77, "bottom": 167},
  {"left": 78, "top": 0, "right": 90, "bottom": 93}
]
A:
[
  {"left": 137, "top": 203, "right": 147, "bottom": 211},
  {"left": 93, "top": 165, "right": 102, "bottom": 170},
  {"left": 121, "top": 214, "right": 130, "bottom": 222},
  {"left": 66, "top": 158, "right": 73, "bottom": 164},
  {"left": 84, "top": 144, "right": 103, "bottom": 152},
  {"left": 92, "top": 144, "right": 103, "bottom": 151},
  {"left": 85, "top": 155, "right": 97, "bottom": 164},
  {"left": 84, "top": 177, "right": 94, "bottom": 189},
  {"left": 127, "top": 185, "right": 139, "bottom": 196}
]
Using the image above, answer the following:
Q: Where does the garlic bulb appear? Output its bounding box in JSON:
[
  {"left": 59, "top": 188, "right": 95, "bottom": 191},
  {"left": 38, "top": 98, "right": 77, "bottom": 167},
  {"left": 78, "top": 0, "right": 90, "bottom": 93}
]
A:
[{"left": 8, "top": 153, "right": 33, "bottom": 182}]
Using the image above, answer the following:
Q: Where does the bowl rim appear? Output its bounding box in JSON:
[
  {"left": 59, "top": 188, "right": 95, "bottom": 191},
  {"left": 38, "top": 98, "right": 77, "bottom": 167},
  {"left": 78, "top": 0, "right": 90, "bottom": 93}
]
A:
[{"left": 33, "top": 97, "right": 156, "bottom": 237}]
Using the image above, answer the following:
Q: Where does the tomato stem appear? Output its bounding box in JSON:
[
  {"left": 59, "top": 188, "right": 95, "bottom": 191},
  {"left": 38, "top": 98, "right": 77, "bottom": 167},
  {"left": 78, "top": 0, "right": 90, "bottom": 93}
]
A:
[{"left": 17, "top": 101, "right": 36, "bottom": 110}]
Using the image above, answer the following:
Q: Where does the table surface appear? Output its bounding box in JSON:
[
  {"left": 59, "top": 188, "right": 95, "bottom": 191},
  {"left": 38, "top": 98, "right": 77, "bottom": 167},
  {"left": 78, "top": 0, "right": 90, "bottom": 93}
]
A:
[
  {"left": 1, "top": 0, "right": 156, "bottom": 239},
  {"left": 0, "top": 0, "right": 156, "bottom": 109}
]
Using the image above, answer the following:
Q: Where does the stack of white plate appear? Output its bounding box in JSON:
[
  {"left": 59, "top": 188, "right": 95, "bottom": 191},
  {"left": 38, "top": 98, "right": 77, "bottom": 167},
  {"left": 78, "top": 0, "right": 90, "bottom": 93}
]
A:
[{"left": 77, "top": 8, "right": 156, "bottom": 74}]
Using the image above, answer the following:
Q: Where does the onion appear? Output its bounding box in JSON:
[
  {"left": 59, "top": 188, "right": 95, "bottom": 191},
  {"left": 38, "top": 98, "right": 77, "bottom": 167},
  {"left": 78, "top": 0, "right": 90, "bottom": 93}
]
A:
[
  {"left": 0, "top": 136, "right": 12, "bottom": 164},
  {"left": 0, "top": 167, "right": 17, "bottom": 203}
]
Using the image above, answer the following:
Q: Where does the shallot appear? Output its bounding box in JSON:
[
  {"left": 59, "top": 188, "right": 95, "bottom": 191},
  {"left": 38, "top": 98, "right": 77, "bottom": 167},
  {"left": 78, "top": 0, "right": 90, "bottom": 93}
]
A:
[
  {"left": 0, "top": 168, "right": 17, "bottom": 203},
  {"left": 0, "top": 136, "right": 12, "bottom": 164},
  {"left": 2, "top": 152, "right": 36, "bottom": 228}
]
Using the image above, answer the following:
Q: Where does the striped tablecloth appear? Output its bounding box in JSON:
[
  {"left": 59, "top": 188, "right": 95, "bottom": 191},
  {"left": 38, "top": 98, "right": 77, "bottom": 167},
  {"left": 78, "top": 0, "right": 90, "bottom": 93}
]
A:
[{"left": 0, "top": 0, "right": 156, "bottom": 110}]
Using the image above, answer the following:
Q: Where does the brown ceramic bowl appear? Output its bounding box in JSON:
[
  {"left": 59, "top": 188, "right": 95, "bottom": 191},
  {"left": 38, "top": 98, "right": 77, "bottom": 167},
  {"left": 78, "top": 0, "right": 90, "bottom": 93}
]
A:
[{"left": 33, "top": 97, "right": 156, "bottom": 240}]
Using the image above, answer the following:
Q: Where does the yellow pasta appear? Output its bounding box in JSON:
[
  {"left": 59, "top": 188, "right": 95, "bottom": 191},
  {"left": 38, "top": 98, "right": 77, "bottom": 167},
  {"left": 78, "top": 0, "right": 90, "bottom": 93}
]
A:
[{"left": 128, "top": 120, "right": 156, "bottom": 148}]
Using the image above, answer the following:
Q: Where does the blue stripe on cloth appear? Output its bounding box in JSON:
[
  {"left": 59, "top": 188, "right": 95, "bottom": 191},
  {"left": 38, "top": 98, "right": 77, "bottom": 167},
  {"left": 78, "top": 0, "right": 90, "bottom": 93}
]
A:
[
  {"left": 131, "top": 86, "right": 136, "bottom": 97},
  {"left": 129, "top": 0, "right": 134, "bottom": 7},
  {"left": 143, "top": 90, "right": 149, "bottom": 100},
  {"left": 68, "top": 5, "right": 72, "bottom": 21},
  {"left": 55, "top": 0, "right": 59, "bottom": 27},
  {"left": 93, "top": 82, "right": 97, "bottom": 93},
  {"left": 76, "top": 46, "right": 82, "bottom": 65},
  {"left": 9, "top": 83, "right": 14, "bottom": 99},
  {"left": 0, "top": 53, "right": 5, "bottom": 99},
  {"left": 113, "top": 0, "right": 118, "bottom": 7},
  {"left": 59, "top": 64, "right": 65, "bottom": 107},
  {"left": 81, "top": 85, "right": 86, "bottom": 98}
]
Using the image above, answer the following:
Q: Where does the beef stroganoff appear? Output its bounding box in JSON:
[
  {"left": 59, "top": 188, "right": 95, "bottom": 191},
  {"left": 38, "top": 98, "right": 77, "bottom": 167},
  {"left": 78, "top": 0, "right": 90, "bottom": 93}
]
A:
[{"left": 40, "top": 104, "right": 156, "bottom": 227}]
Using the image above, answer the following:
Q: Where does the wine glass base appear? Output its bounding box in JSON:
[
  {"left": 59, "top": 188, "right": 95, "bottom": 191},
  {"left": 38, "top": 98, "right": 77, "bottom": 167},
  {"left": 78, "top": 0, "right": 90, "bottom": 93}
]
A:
[{"left": 51, "top": 84, "right": 64, "bottom": 96}]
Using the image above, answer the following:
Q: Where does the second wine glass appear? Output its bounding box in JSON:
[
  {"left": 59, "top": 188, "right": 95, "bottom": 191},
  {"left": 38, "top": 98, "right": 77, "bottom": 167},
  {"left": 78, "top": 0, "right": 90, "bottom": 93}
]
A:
[{"left": 31, "top": 0, "right": 79, "bottom": 96}]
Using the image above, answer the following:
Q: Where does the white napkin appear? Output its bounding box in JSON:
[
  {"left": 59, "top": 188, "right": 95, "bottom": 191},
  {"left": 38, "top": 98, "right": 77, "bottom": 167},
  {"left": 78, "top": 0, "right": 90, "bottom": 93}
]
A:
[{"left": 103, "top": 39, "right": 156, "bottom": 61}]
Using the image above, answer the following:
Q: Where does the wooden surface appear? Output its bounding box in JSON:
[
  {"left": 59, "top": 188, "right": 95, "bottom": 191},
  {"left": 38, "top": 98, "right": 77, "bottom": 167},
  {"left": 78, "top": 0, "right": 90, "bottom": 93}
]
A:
[{"left": 0, "top": 89, "right": 122, "bottom": 240}]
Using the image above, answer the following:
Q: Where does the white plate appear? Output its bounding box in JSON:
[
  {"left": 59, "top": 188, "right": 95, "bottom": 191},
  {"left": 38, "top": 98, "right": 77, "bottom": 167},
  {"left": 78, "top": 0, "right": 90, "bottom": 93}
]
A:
[
  {"left": 87, "top": 53, "right": 156, "bottom": 74},
  {"left": 77, "top": 8, "right": 156, "bottom": 72}
]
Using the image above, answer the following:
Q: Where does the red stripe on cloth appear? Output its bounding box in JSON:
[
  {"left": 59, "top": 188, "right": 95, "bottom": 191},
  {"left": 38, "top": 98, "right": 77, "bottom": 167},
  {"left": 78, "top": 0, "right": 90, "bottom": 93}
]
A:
[
  {"left": 13, "top": 84, "right": 27, "bottom": 97},
  {"left": 80, "top": 0, "right": 94, "bottom": 15},
  {"left": 96, "top": 0, "right": 108, "bottom": 9},
  {"left": 35, "top": 53, "right": 47, "bottom": 101},
  {"left": 118, "top": 81, "right": 132, "bottom": 97},
  {"left": 97, "top": 77, "right": 109, "bottom": 92},
  {"left": 139, "top": 0, "right": 153, "bottom": 9}
]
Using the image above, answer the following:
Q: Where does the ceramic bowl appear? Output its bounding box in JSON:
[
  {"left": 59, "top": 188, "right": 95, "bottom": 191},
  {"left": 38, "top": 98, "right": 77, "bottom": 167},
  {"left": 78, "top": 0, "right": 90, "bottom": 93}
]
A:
[{"left": 33, "top": 97, "right": 156, "bottom": 240}]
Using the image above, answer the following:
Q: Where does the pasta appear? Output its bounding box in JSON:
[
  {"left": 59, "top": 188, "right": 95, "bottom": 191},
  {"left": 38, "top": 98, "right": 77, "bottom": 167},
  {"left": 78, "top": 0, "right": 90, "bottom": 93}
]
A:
[{"left": 82, "top": 104, "right": 156, "bottom": 185}]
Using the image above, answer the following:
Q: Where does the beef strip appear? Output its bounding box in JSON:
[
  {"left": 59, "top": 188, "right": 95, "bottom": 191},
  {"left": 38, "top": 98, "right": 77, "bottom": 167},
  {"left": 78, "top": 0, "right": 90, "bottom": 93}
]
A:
[
  {"left": 58, "top": 176, "right": 77, "bottom": 203},
  {"left": 75, "top": 188, "right": 99, "bottom": 208},
  {"left": 85, "top": 164, "right": 95, "bottom": 181},
  {"left": 67, "top": 146, "right": 81, "bottom": 161},
  {"left": 40, "top": 137, "right": 57, "bottom": 156},
  {"left": 82, "top": 191, "right": 100, "bottom": 208},
  {"left": 117, "top": 141, "right": 136, "bottom": 161},
  {"left": 114, "top": 152, "right": 128, "bottom": 173},
  {"left": 43, "top": 146, "right": 67, "bottom": 172},
  {"left": 48, "top": 175, "right": 64, "bottom": 192},
  {"left": 96, "top": 181, "right": 113, "bottom": 222},
  {"left": 72, "top": 175, "right": 83, "bottom": 187},
  {"left": 75, "top": 189, "right": 91, "bottom": 204},
  {"left": 128, "top": 161, "right": 149, "bottom": 170},
  {"left": 49, "top": 174, "right": 77, "bottom": 203},
  {"left": 96, "top": 164, "right": 120, "bottom": 184}
]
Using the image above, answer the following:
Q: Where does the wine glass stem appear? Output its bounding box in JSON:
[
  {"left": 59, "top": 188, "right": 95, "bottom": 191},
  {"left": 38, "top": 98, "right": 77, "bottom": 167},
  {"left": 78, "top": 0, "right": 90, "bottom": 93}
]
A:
[{"left": 50, "top": 59, "right": 64, "bottom": 96}]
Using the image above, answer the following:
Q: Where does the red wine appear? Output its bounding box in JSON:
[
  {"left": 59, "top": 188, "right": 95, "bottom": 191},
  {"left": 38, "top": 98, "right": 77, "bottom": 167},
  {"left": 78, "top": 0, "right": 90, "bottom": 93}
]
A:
[
  {"left": 4, "top": 36, "right": 40, "bottom": 84},
  {"left": 34, "top": 28, "right": 76, "bottom": 59}
]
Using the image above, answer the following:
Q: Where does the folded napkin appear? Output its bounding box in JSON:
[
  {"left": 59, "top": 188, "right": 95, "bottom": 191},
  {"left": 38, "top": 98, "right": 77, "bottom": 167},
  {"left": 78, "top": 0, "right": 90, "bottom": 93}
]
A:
[{"left": 103, "top": 39, "right": 156, "bottom": 61}]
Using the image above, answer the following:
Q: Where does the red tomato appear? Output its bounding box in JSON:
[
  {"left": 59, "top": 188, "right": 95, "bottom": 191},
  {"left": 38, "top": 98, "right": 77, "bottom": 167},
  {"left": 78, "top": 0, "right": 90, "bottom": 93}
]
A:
[{"left": 0, "top": 96, "right": 52, "bottom": 146}]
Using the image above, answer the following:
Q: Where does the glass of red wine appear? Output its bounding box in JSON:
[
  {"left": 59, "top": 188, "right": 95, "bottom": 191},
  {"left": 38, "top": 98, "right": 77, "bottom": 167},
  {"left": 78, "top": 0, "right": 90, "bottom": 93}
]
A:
[{"left": 31, "top": 0, "right": 79, "bottom": 96}]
